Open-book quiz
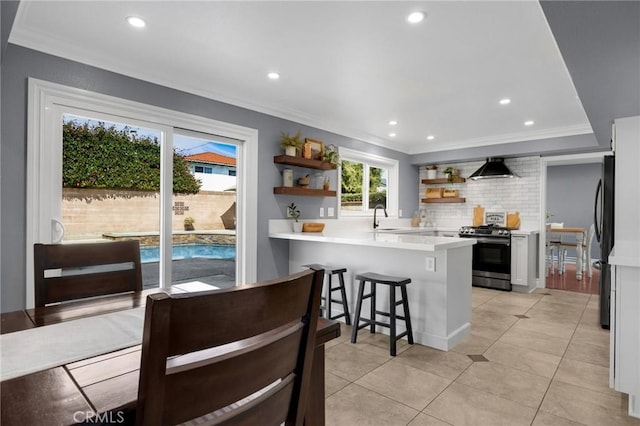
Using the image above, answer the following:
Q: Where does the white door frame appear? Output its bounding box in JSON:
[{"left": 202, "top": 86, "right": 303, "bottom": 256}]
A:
[
  {"left": 27, "top": 78, "right": 258, "bottom": 308},
  {"left": 538, "top": 151, "right": 609, "bottom": 287}
]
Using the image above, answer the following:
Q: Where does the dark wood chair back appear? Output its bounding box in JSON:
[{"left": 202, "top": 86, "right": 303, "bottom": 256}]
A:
[
  {"left": 136, "top": 268, "right": 324, "bottom": 426},
  {"left": 33, "top": 240, "right": 143, "bottom": 307}
]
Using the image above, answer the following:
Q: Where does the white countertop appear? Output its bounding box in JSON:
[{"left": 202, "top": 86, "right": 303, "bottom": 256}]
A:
[{"left": 269, "top": 229, "right": 474, "bottom": 252}]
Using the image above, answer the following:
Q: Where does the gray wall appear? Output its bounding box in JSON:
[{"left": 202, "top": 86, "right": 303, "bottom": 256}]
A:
[
  {"left": 547, "top": 163, "right": 601, "bottom": 261},
  {"left": 0, "top": 42, "right": 418, "bottom": 312}
]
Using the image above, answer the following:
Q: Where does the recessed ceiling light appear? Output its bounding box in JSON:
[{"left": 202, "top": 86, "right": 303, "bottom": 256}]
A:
[
  {"left": 389, "top": 120, "right": 398, "bottom": 126},
  {"left": 499, "top": 98, "right": 511, "bottom": 105},
  {"left": 524, "top": 120, "right": 534, "bottom": 126},
  {"left": 389, "top": 133, "right": 396, "bottom": 137},
  {"left": 407, "top": 11, "right": 425, "bottom": 24},
  {"left": 267, "top": 72, "right": 280, "bottom": 80},
  {"left": 427, "top": 135, "right": 435, "bottom": 140},
  {"left": 127, "top": 16, "right": 146, "bottom": 28}
]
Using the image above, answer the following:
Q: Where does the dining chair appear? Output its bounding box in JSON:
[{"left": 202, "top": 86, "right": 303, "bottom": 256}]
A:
[
  {"left": 33, "top": 240, "right": 143, "bottom": 307},
  {"left": 559, "top": 224, "right": 596, "bottom": 277},
  {"left": 545, "top": 223, "right": 564, "bottom": 276},
  {"left": 136, "top": 268, "right": 324, "bottom": 426}
]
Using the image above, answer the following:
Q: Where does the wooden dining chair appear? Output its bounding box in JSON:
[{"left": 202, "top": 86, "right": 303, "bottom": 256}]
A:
[
  {"left": 558, "top": 224, "right": 596, "bottom": 277},
  {"left": 33, "top": 240, "right": 143, "bottom": 307},
  {"left": 135, "top": 268, "right": 324, "bottom": 426}
]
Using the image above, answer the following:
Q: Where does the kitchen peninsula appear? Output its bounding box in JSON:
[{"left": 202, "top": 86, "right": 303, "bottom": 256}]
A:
[{"left": 269, "top": 220, "right": 475, "bottom": 351}]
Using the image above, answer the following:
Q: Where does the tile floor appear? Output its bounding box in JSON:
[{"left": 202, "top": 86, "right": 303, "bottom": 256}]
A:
[{"left": 324, "top": 287, "right": 640, "bottom": 426}]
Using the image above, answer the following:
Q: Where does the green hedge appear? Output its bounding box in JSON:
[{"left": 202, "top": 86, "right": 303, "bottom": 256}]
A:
[
  {"left": 341, "top": 191, "right": 387, "bottom": 205},
  {"left": 63, "top": 121, "right": 200, "bottom": 194}
]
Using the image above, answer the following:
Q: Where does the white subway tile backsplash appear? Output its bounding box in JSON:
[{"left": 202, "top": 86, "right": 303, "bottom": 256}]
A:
[{"left": 419, "top": 156, "right": 541, "bottom": 226}]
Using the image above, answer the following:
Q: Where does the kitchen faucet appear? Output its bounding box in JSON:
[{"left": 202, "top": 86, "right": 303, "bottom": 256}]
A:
[{"left": 373, "top": 204, "right": 388, "bottom": 229}]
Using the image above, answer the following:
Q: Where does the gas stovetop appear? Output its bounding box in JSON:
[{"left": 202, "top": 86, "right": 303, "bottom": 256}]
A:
[{"left": 459, "top": 225, "right": 511, "bottom": 238}]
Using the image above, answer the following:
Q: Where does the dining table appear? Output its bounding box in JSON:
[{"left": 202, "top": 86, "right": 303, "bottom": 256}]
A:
[
  {"left": 0, "top": 285, "right": 341, "bottom": 425},
  {"left": 548, "top": 226, "right": 587, "bottom": 280}
]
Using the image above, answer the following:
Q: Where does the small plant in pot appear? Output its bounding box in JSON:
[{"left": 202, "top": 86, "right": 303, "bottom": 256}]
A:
[
  {"left": 322, "top": 144, "right": 340, "bottom": 167},
  {"left": 280, "top": 130, "right": 303, "bottom": 157},
  {"left": 443, "top": 167, "right": 458, "bottom": 182},
  {"left": 426, "top": 164, "right": 438, "bottom": 179},
  {"left": 183, "top": 216, "right": 195, "bottom": 231},
  {"left": 287, "top": 203, "right": 303, "bottom": 232}
]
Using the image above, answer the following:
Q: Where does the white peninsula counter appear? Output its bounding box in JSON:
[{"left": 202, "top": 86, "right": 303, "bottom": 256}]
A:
[{"left": 269, "top": 220, "right": 475, "bottom": 351}]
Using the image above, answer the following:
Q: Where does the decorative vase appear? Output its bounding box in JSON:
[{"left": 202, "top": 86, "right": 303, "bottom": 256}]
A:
[
  {"left": 285, "top": 146, "right": 297, "bottom": 156},
  {"left": 427, "top": 169, "right": 437, "bottom": 179},
  {"left": 292, "top": 222, "right": 303, "bottom": 232}
]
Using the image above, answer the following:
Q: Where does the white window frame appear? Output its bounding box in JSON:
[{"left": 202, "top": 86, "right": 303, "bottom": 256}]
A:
[
  {"left": 27, "top": 78, "right": 258, "bottom": 307},
  {"left": 338, "top": 147, "right": 399, "bottom": 217}
]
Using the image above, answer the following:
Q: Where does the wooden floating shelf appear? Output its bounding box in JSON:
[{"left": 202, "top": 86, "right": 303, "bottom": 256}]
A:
[
  {"left": 421, "top": 177, "right": 466, "bottom": 184},
  {"left": 421, "top": 197, "right": 466, "bottom": 204},
  {"left": 274, "top": 187, "right": 336, "bottom": 197},
  {"left": 273, "top": 155, "right": 336, "bottom": 170}
]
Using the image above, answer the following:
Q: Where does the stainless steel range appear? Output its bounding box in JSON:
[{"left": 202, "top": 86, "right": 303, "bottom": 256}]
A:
[{"left": 459, "top": 225, "right": 512, "bottom": 291}]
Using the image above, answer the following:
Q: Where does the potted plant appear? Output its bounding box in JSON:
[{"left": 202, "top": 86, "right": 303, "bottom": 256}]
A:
[
  {"left": 280, "top": 130, "right": 303, "bottom": 157},
  {"left": 287, "top": 202, "right": 303, "bottom": 232},
  {"left": 426, "top": 164, "right": 438, "bottom": 179},
  {"left": 322, "top": 144, "right": 340, "bottom": 167},
  {"left": 443, "top": 167, "right": 458, "bottom": 182},
  {"left": 183, "top": 216, "right": 195, "bottom": 231}
]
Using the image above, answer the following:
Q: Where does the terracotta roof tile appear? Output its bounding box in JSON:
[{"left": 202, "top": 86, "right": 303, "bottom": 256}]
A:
[{"left": 184, "top": 152, "right": 236, "bottom": 166}]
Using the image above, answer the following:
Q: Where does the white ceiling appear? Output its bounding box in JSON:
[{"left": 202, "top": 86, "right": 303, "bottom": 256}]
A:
[{"left": 10, "top": 1, "right": 593, "bottom": 155}]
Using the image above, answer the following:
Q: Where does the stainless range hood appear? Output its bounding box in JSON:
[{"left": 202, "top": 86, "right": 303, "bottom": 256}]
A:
[{"left": 469, "top": 157, "right": 518, "bottom": 180}]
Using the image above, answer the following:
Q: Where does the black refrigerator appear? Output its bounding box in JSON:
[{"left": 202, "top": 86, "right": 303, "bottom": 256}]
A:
[{"left": 594, "top": 155, "right": 615, "bottom": 329}]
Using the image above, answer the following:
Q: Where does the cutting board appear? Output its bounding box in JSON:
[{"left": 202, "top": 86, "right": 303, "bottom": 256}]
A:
[
  {"left": 507, "top": 212, "right": 521, "bottom": 229},
  {"left": 473, "top": 205, "right": 484, "bottom": 226}
]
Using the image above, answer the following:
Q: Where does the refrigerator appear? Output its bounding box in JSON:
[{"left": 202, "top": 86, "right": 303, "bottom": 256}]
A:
[{"left": 594, "top": 155, "right": 614, "bottom": 329}]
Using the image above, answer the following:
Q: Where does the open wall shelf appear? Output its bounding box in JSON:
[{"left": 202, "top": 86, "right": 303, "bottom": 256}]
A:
[{"left": 274, "top": 187, "right": 336, "bottom": 197}]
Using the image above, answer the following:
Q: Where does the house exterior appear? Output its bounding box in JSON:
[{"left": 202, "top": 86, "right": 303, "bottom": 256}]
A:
[{"left": 184, "top": 152, "right": 236, "bottom": 192}]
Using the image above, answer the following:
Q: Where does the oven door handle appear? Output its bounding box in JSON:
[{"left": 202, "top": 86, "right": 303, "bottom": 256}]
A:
[{"left": 473, "top": 237, "right": 511, "bottom": 245}]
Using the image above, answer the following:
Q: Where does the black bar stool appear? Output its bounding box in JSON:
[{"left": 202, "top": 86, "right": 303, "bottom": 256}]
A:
[
  {"left": 350, "top": 272, "right": 414, "bottom": 356},
  {"left": 303, "top": 264, "right": 351, "bottom": 325}
]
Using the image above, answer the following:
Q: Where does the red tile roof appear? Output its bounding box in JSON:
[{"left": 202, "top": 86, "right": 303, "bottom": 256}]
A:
[{"left": 184, "top": 152, "right": 236, "bottom": 166}]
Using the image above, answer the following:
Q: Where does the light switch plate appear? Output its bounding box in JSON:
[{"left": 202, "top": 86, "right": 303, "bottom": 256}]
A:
[
  {"left": 319, "top": 207, "right": 324, "bottom": 217},
  {"left": 328, "top": 207, "right": 334, "bottom": 217}
]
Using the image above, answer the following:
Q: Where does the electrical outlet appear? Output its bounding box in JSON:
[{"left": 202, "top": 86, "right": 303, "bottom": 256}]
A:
[
  {"left": 425, "top": 257, "right": 436, "bottom": 272},
  {"left": 319, "top": 207, "right": 324, "bottom": 217},
  {"left": 328, "top": 207, "right": 334, "bottom": 217},
  {"left": 398, "top": 209, "right": 403, "bottom": 217}
]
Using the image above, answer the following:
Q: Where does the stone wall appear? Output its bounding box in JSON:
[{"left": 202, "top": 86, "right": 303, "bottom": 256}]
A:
[{"left": 63, "top": 188, "right": 236, "bottom": 240}]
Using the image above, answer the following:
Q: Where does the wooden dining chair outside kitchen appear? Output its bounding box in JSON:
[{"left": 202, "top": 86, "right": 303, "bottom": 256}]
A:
[
  {"left": 33, "top": 240, "right": 143, "bottom": 307},
  {"left": 136, "top": 268, "right": 324, "bottom": 426}
]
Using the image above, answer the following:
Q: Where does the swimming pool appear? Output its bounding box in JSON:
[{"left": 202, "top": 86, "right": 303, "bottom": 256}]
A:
[{"left": 140, "top": 244, "right": 235, "bottom": 263}]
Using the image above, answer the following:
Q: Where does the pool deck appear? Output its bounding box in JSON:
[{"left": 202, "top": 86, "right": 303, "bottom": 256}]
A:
[{"left": 142, "top": 258, "right": 236, "bottom": 290}]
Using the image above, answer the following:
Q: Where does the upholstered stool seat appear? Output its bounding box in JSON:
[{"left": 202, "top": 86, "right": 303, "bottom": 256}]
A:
[
  {"left": 350, "top": 272, "right": 414, "bottom": 356},
  {"left": 303, "top": 264, "right": 351, "bottom": 325}
]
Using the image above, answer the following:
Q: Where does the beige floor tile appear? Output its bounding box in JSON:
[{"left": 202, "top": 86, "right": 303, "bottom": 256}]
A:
[
  {"left": 396, "top": 344, "right": 472, "bottom": 380},
  {"left": 325, "top": 341, "right": 391, "bottom": 381},
  {"left": 472, "top": 309, "right": 519, "bottom": 329},
  {"left": 450, "top": 332, "right": 494, "bottom": 355},
  {"left": 509, "top": 317, "right": 576, "bottom": 340},
  {"left": 324, "top": 322, "right": 353, "bottom": 349},
  {"left": 455, "top": 361, "right": 550, "bottom": 408},
  {"left": 498, "top": 327, "right": 570, "bottom": 356},
  {"left": 325, "top": 383, "right": 419, "bottom": 426},
  {"left": 408, "top": 413, "right": 453, "bottom": 426},
  {"left": 325, "top": 371, "right": 350, "bottom": 397},
  {"left": 564, "top": 340, "right": 609, "bottom": 368},
  {"left": 544, "top": 289, "right": 591, "bottom": 304},
  {"left": 473, "top": 298, "right": 531, "bottom": 315},
  {"left": 471, "top": 291, "right": 495, "bottom": 308},
  {"left": 484, "top": 341, "right": 562, "bottom": 378},
  {"left": 579, "top": 307, "right": 601, "bottom": 327},
  {"left": 356, "top": 360, "right": 452, "bottom": 410},
  {"left": 553, "top": 358, "right": 619, "bottom": 397},
  {"left": 469, "top": 322, "right": 510, "bottom": 341},
  {"left": 540, "top": 381, "right": 640, "bottom": 426},
  {"left": 355, "top": 329, "right": 413, "bottom": 356},
  {"left": 525, "top": 306, "right": 582, "bottom": 327},
  {"left": 424, "top": 382, "right": 537, "bottom": 426},
  {"left": 531, "top": 411, "right": 587, "bottom": 426},
  {"left": 571, "top": 324, "right": 610, "bottom": 348},
  {"left": 493, "top": 291, "right": 542, "bottom": 305},
  {"left": 586, "top": 295, "right": 600, "bottom": 310}
]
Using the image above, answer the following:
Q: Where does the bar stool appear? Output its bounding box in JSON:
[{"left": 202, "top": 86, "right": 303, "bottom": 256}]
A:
[
  {"left": 303, "top": 264, "right": 351, "bottom": 325},
  {"left": 350, "top": 272, "right": 414, "bottom": 356}
]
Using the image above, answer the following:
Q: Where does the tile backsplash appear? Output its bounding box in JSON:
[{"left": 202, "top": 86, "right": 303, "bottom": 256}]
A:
[{"left": 419, "top": 156, "right": 541, "bottom": 228}]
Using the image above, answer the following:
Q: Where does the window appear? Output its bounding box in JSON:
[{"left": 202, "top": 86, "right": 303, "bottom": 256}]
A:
[
  {"left": 228, "top": 169, "right": 236, "bottom": 176},
  {"left": 338, "top": 147, "right": 399, "bottom": 217}
]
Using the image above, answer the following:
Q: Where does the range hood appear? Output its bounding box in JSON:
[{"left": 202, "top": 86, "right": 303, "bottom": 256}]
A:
[{"left": 468, "top": 157, "right": 518, "bottom": 180}]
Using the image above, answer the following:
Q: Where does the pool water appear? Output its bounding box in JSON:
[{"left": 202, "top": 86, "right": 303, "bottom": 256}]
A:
[{"left": 140, "top": 244, "right": 235, "bottom": 263}]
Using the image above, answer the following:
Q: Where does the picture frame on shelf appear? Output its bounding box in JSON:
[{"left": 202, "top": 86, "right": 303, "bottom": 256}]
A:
[{"left": 305, "top": 138, "right": 324, "bottom": 161}]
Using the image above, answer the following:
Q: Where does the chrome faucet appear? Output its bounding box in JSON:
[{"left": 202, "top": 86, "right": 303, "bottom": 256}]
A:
[{"left": 373, "top": 204, "right": 388, "bottom": 229}]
